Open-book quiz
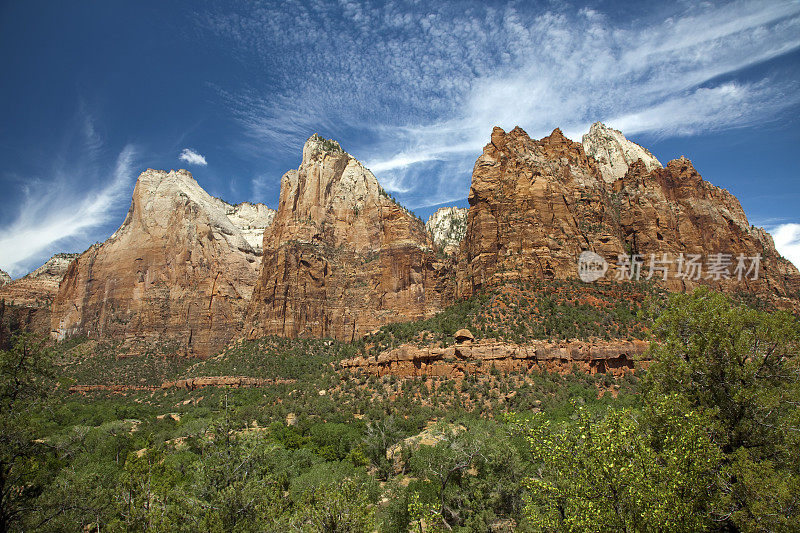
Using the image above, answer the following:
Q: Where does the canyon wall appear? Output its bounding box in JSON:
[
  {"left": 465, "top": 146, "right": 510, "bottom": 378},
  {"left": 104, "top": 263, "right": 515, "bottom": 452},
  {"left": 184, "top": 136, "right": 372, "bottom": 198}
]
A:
[
  {"left": 458, "top": 125, "right": 800, "bottom": 304},
  {"left": 244, "top": 135, "right": 454, "bottom": 341},
  {"left": 50, "top": 169, "right": 275, "bottom": 357}
]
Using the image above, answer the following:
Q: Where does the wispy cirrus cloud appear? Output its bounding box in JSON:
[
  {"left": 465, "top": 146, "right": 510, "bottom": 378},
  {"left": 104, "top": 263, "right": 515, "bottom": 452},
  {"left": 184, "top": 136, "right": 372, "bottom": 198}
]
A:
[
  {"left": 203, "top": 0, "right": 800, "bottom": 208},
  {"left": 179, "top": 148, "right": 207, "bottom": 166},
  {"left": 0, "top": 115, "right": 136, "bottom": 277}
]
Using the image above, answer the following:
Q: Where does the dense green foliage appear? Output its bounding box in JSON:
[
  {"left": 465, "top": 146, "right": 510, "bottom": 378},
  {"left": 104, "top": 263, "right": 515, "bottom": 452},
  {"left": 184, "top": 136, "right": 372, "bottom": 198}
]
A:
[{"left": 2, "top": 288, "right": 798, "bottom": 531}]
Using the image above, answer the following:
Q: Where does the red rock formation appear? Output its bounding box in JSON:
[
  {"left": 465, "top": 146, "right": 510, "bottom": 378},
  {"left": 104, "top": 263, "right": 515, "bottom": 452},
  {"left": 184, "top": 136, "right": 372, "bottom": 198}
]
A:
[
  {"left": 51, "top": 169, "right": 274, "bottom": 357},
  {"left": 341, "top": 338, "right": 649, "bottom": 378},
  {"left": 0, "top": 253, "right": 78, "bottom": 340},
  {"left": 245, "top": 135, "right": 454, "bottom": 341},
  {"left": 458, "top": 126, "right": 800, "bottom": 305}
]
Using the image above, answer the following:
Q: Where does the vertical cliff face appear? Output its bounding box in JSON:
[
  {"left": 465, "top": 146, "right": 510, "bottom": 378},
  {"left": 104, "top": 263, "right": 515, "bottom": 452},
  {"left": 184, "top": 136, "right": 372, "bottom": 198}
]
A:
[
  {"left": 245, "top": 134, "right": 454, "bottom": 341},
  {"left": 459, "top": 125, "right": 800, "bottom": 303},
  {"left": 51, "top": 169, "right": 274, "bottom": 357},
  {"left": 0, "top": 254, "right": 78, "bottom": 340},
  {"left": 459, "top": 126, "right": 620, "bottom": 297},
  {"left": 426, "top": 207, "right": 468, "bottom": 255}
]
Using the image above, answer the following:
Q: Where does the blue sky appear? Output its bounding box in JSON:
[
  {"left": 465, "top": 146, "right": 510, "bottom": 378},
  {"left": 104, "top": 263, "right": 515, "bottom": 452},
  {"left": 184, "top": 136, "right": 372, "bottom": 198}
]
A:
[{"left": 1, "top": 0, "right": 799, "bottom": 277}]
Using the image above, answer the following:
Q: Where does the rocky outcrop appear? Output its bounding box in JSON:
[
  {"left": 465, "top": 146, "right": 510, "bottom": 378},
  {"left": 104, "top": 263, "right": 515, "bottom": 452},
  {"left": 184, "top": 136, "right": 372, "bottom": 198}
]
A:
[
  {"left": 582, "top": 122, "right": 662, "bottom": 182},
  {"left": 341, "top": 337, "right": 649, "bottom": 378},
  {"left": 458, "top": 126, "right": 800, "bottom": 304},
  {"left": 426, "top": 207, "right": 468, "bottom": 255},
  {"left": 0, "top": 270, "right": 10, "bottom": 286},
  {"left": 245, "top": 134, "right": 453, "bottom": 341},
  {"left": 51, "top": 169, "right": 271, "bottom": 357},
  {"left": 0, "top": 253, "right": 78, "bottom": 340},
  {"left": 0, "top": 253, "right": 77, "bottom": 308},
  {"left": 224, "top": 202, "right": 275, "bottom": 253}
]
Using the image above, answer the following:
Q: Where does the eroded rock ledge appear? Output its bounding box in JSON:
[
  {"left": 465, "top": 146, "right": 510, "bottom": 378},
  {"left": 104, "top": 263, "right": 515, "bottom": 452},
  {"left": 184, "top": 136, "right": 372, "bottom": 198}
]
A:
[{"left": 341, "top": 336, "right": 650, "bottom": 378}]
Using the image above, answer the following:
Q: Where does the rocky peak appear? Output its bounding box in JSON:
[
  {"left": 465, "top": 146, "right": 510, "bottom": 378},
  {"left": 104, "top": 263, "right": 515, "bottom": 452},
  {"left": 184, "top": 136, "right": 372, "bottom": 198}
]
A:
[
  {"left": 426, "top": 207, "right": 468, "bottom": 255},
  {"left": 51, "top": 168, "right": 268, "bottom": 357},
  {"left": 0, "top": 269, "right": 11, "bottom": 286},
  {"left": 0, "top": 253, "right": 78, "bottom": 308},
  {"left": 461, "top": 125, "right": 799, "bottom": 304},
  {"left": 302, "top": 133, "right": 344, "bottom": 164},
  {"left": 273, "top": 134, "right": 418, "bottom": 253},
  {"left": 582, "top": 122, "right": 662, "bottom": 182},
  {"left": 245, "top": 136, "right": 452, "bottom": 341}
]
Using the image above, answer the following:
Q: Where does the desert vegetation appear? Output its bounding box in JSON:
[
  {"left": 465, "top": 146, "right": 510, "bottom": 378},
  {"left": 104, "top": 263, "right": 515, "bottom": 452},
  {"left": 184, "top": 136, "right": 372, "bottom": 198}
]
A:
[{"left": 1, "top": 288, "right": 798, "bottom": 531}]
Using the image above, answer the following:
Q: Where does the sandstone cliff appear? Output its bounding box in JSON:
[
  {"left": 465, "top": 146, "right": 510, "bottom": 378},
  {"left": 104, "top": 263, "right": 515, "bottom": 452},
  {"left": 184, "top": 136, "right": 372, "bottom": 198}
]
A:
[
  {"left": 0, "top": 253, "right": 77, "bottom": 308},
  {"left": 426, "top": 207, "right": 468, "bottom": 255},
  {"left": 0, "top": 253, "right": 78, "bottom": 341},
  {"left": 582, "top": 122, "right": 662, "bottom": 182},
  {"left": 51, "top": 169, "right": 273, "bottom": 357},
  {"left": 0, "top": 269, "right": 10, "bottom": 286},
  {"left": 459, "top": 126, "right": 800, "bottom": 304},
  {"left": 245, "top": 134, "right": 454, "bottom": 341}
]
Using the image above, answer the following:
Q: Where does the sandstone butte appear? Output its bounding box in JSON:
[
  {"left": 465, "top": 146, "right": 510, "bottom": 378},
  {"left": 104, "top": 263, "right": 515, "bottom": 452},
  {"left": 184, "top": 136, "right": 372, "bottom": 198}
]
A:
[
  {"left": 244, "top": 134, "right": 454, "bottom": 341},
  {"left": 458, "top": 123, "right": 800, "bottom": 305},
  {"left": 50, "top": 169, "right": 275, "bottom": 357},
  {"left": 5, "top": 123, "right": 795, "bottom": 360}
]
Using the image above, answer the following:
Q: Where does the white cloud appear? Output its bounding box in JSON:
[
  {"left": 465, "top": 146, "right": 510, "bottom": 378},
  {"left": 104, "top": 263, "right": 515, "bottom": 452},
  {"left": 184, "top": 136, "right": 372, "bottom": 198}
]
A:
[
  {"left": 0, "top": 145, "right": 136, "bottom": 277},
  {"left": 204, "top": 0, "right": 800, "bottom": 208},
  {"left": 179, "top": 148, "right": 207, "bottom": 166},
  {"left": 771, "top": 223, "right": 800, "bottom": 270}
]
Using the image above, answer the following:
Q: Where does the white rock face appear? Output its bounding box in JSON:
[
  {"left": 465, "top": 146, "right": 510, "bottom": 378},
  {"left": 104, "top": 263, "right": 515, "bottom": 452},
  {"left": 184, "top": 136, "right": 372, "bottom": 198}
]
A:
[
  {"left": 25, "top": 253, "right": 78, "bottom": 280},
  {"left": 221, "top": 202, "right": 276, "bottom": 253},
  {"left": 117, "top": 169, "right": 275, "bottom": 255},
  {"left": 426, "top": 206, "right": 468, "bottom": 254},
  {"left": 0, "top": 269, "right": 10, "bottom": 286},
  {"left": 582, "top": 122, "right": 662, "bottom": 182}
]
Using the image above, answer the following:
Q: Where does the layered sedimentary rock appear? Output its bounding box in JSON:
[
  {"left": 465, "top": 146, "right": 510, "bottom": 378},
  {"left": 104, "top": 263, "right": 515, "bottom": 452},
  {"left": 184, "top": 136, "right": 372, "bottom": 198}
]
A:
[
  {"left": 458, "top": 125, "right": 800, "bottom": 304},
  {"left": 51, "top": 169, "right": 273, "bottom": 357},
  {"left": 0, "top": 253, "right": 77, "bottom": 308},
  {"left": 426, "top": 206, "right": 468, "bottom": 255},
  {"left": 0, "top": 254, "right": 78, "bottom": 341},
  {"left": 341, "top": 336, "right": 649, "bottom": 378},
  {"left": 581, "top": 122, "right": 662, "bottom": 182},
  {"left": 245, "top": 134, "right": 453, "bottom": 341}
]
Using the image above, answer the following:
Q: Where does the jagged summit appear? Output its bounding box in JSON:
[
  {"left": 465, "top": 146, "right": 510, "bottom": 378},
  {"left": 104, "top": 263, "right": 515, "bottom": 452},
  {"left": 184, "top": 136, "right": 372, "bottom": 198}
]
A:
[
  {"left": 582, "top": 122, "right": 662, "bottom": 182},
  {"left": 0, "top": 269, "right": 11, "bottom": 286},
  {"left": 245, "top": 136, "right": 452, "bottom": 341},
  {"left": 302, "top": 133, "right": 345, "bottom": 163}
]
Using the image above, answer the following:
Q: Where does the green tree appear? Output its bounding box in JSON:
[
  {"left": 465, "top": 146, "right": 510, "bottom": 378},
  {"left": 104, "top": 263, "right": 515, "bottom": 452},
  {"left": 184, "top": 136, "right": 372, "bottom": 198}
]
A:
[
  {"left": 519, "top": 397, "right": 721, "bottom": 532},
  {"left": 644, "top": 288, "right": 800, "bottom": 531},
  {"left": 0, "top": 333, "right": 56, "bottom": 531}
]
